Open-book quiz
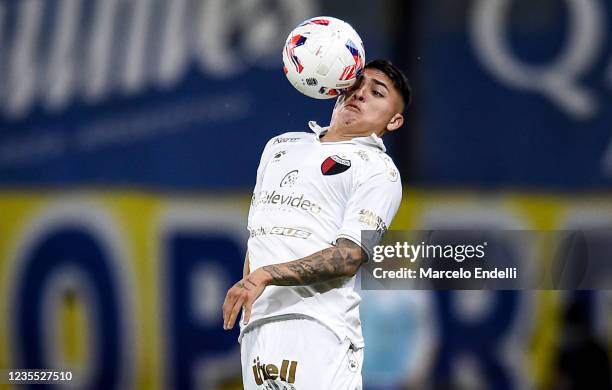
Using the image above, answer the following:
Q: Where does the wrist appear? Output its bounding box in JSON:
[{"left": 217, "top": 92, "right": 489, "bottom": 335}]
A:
[{"left": 253, "top": 267, "right": 273, "bottom": 286}]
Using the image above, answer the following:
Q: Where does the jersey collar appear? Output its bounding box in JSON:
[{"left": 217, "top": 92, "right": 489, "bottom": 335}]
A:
[{"left": 308, "top": 121, "right": 386, "bottom": 152}]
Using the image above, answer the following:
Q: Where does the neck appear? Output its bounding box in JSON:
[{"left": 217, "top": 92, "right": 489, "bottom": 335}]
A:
[{"left": 322, "top": 124, "right": 377, "bottom": 142}]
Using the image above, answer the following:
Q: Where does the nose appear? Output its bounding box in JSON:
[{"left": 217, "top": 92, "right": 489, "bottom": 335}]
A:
[
  {"left": 348, "top": 80, "right": 365, "bottom": 101},
  {"left": 347, "top": 76, "right": 365, "bottom": 101},
  {"left": 353, "top": 86, "right": 365, "bottom": 101}
]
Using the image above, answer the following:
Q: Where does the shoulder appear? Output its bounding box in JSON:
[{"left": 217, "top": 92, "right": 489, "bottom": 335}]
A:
[
  {"left": 265, "top": 132, "right": 312, "bottom": 147},
  {"left": 353, "top": 148, "right": 401, "bottom": 185},
  {"left": 258, "top": 132, "right": 312, "bottom": 159}
]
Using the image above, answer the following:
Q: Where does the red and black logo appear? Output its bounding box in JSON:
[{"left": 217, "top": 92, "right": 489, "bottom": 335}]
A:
[{"left": 321, "top": 155, "right": 351, "bottom": 175}]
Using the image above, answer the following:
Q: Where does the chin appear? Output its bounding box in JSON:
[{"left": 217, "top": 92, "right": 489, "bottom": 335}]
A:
[
  {"left": 341, "top": 119, "right": 358, "bottom": 127},
  {"left": 337, "top": 114, "right": 358, "bottom": 125}
]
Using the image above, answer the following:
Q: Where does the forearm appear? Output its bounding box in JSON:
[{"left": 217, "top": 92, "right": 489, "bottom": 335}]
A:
[
  {"left": 261, "top": 238, "right": 364, "bottom": 286},
  {"left": 243, "top": 252, "right": 250, "bottom": 277}
]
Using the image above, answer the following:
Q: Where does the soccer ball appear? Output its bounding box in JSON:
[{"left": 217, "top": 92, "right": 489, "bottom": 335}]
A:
[{"left": 282, "top": 16, "right": 365, "bottom": 99}]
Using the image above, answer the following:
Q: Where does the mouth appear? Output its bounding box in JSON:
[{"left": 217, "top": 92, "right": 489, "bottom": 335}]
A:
[{"left": 344, "top": 103, "right": 360, "bottom": 112}]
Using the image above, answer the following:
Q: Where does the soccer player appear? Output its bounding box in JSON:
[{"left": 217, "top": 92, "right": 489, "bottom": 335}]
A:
[{"left": 222, "top": 59, "right": 411, "bottom": 389}]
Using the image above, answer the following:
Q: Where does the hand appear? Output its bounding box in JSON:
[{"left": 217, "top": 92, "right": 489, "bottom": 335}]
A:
[{"left": 222, "top": 268, "right": 270, "bottom": 330}]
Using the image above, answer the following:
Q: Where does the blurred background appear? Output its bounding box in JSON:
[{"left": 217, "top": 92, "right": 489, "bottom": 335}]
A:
[{"left": 0, "top": 0, "right": 611, "bottom": 389}]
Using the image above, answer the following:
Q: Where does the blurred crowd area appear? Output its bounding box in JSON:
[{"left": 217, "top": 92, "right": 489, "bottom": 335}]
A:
[{"left": 0, "top": 0, "right": 611, "bottom": 389}]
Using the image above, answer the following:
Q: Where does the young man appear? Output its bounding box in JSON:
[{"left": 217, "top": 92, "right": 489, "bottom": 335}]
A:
[{"left": 223, "top": 59, "right": 411, "bottom": 389}]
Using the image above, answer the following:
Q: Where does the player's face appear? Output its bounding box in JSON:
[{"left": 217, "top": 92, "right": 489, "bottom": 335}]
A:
[{"left": 330, "top": 68, "right": 404, "bottom": 137}]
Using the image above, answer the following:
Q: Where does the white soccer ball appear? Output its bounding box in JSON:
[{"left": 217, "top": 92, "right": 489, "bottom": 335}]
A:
[{"left": 282, "top": 16, "right": 366, "bottom": 99}]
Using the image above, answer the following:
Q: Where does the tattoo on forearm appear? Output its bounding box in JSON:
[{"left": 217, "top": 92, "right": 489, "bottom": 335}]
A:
[{"left": 262, "top": 239, "right": 364, "bottom": 286}]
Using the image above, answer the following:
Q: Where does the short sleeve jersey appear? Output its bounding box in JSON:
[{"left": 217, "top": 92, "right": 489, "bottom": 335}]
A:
[{"left": 242, "top": 121, "right": 402, "bottom": 347}]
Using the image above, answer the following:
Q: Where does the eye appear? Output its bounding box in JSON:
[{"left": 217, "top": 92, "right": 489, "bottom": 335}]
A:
[{"left": 372, "top": 90, "right": 384, "bottom": 97}]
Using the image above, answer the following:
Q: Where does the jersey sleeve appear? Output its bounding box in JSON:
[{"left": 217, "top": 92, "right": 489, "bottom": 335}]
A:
[{"left": 336, "top": 167, "right": 402, "bottom": 260}]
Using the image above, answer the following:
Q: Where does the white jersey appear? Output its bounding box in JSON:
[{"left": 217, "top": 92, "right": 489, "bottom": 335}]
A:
[{"left": 241, "top": 121, "right": 402, "bottom": 347}]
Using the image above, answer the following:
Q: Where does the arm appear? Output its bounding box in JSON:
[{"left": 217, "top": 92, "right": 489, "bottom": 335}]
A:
[
  {"left": 222, "top": 238, "right": 364, "bottom": 330},
  {"left": 261, "top": 238, "right": 363, "bottom": 285},
  {"left": 243, "top": 252, "right": 250, "bottom": 277}
]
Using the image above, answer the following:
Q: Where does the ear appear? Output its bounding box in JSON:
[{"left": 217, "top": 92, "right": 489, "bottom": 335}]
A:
[{"left": 386, "top": 113, "right": 404, "bottom": 132}]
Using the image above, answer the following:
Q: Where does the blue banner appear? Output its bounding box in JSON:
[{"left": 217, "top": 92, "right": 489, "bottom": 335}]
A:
[
  {"left": 0, "top": 0, "right": 391, "bottom": 189},
  {"left": 417, "top": 0, "right": 612, "bottom": 189}
]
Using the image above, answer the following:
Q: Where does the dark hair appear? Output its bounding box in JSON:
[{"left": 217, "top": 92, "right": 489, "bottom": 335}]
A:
[{"left": 364, "top": 59, "right": 412, "bottom": 109}]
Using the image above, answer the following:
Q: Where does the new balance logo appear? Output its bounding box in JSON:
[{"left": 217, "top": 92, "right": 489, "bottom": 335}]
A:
[{"left": 252, "top": 356, "right": 298, "bottom": 385}]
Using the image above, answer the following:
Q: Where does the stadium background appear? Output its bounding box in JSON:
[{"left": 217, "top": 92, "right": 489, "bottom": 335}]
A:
[{"left": 1, "top": 0, "right": 611, "bottom": 389}]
